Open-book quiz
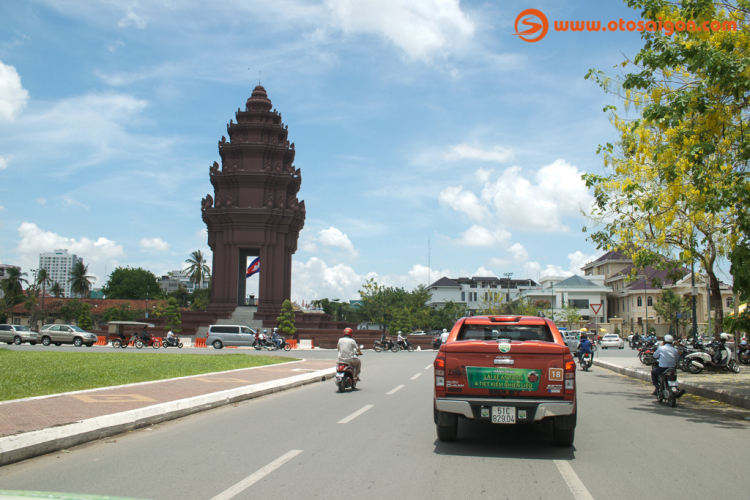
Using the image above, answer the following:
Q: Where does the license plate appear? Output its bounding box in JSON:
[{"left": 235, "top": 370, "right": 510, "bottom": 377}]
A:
[
  {"left": 491, "top": 406, "right": 516, "bottom": 424},
  {"left": 668, "top": 381, "right": 678, "bottom": 387}
]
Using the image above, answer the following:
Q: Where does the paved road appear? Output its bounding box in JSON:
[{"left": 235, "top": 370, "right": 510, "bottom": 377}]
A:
[{"left": 1, "top": 348, "right": 748, "bottom": 499}]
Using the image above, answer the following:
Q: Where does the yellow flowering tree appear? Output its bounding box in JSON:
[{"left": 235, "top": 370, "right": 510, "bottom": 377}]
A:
[{"left": 584, "top": 0, "right": 750, "bottom": 335}]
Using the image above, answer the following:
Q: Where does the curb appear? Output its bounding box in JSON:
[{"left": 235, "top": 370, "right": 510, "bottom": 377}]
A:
[
  {"left": 593, "top": 359, "right": 750, "bottom": 410},
  {"left": 0, "top": 367, "right": 335, "bottom": 467}
]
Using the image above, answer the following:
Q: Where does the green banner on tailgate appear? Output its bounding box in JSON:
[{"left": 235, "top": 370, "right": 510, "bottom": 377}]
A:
[{"left": 466, "top": 367, "right": 541, "bottom": 391}]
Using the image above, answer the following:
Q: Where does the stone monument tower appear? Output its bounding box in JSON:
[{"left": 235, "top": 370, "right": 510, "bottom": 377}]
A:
[{"left": 202, "top": 85, "right": 305, "bottom": 320}]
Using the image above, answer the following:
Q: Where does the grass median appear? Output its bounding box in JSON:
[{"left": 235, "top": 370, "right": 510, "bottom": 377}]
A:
[{"left": 0, "top": 348, "right": 298, "bottom": 402}]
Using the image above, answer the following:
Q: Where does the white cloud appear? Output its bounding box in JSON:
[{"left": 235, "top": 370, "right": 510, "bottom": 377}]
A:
[
  {"left": 567, "top": 250, "right": 601, "bottom": 275},
  {"left": 0, "top": 60, "right": 29, "bottom": 123},
  {"left": 36, "top": 198, "right": 46, "bottom": 205},
  {"left": 446, "top": 143, "right": 513, "bottom": 163},
  {"left": 118, "top": 9, "right": 147, "bottom": 29},
  {"left": 318, "top": 227, "right": 357, "bottom": 255},
  {"left": 16, "top": 223, "right": 125, "bottom": 261},
  {"left": 438, "top": 186, "right": 489, "bottom": 221},
  {"left": 140, "top": 237, "right": 170, "bottom": 252},
  {"left": 524, "top": 261, "right": 573, "bottom": 279},
  {"left": 325, "top": 0, "right": 475, "bottom": 62},
  {"left": 0, "top": 205, "right": 4, "bottom": 211},
  {"left": 292, "top": 257, "right": 365, "bottom": 300},
  {"left": 510, "top": 243, "right": 528, "bottom": 262},
  {"left": 62, "top": 196, "right": 89, "bottom": 210},
  {"left": 457, "top": 224, "right": 510, "bottom": 247},
  {"left": 195, "top": 228, "right": 207, "bottom": 239},
  {"left": 0, "top": 155, "right": 8, "bottom": 170}
]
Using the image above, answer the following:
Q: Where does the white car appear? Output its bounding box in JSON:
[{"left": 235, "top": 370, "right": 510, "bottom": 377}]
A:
[{"left": 600, "top": 333, "right": 624, "bottom": 349}]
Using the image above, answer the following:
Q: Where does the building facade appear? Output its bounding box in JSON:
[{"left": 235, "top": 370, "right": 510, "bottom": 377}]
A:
[
  {"left": 582, "top": 250, "right": 735, "bottom": 335},
  {"left": 427, "top": 276, "right": 540, "bottom": 313},
  {"left": 519, "top": 275, "right": 612, "bottom": 326},
  {"left": 38, "top": 249, "right": 82, "bottom": 298},
  {"left": 158, "top": 270, "right": 211, "bottom": 294}
]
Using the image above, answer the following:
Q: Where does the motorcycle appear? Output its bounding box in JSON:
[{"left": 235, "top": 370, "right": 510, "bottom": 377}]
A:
[
  {"left": 738, "top": 341, "right": 750, "bottom": 365},
  {"left": 655, "top": 366, "right": 685, "bottom": 407},
  {"left": 579, "top": 352, "right": 592, "bottom": 371},
  {"left": 373, "top": 339, "right": 399, "bottom": 352},
  {"left": 253, "top": 336, "right": 272, "bottom": 350},
  {"left": 639, "top": 344, "right": 656, "bottom": 365},
  {"left": 685, "top": 340, "right": 741, "bottom": 374},
  {"left": 335, "top": 345, "right": 363, "bottom": 393},
  {"left": 396, "top": 339, "right": 415, "bottom": 352},
  {"left": 135, "top": 335, "right": 161, "bottom": 349},
  {"left": 162, "top": 335, "right": 184, "bottom": 348},
  {"left": 265, "top": 336, "right": 292, "bottom": 351}
]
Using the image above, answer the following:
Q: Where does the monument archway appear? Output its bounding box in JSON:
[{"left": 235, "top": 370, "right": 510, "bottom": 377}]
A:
[{"left": 202, "top": 85, "right": 305, "bottom": 319}]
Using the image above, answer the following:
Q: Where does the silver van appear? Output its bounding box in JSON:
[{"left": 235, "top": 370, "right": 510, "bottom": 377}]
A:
[
  {"left": 0, "top": 324, "right": 38, "bottom": 345},
  {"left": 206, "top": 325, "right": 257, "bottom": 349},
  {"left": 38, "top": 324, "right": 99, "bottom": 347}
]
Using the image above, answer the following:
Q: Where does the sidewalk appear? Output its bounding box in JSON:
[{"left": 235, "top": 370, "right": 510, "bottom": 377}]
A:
[
  {"left": 0, "top": 358, "right": 335, "bottom": 466},
  {"left": 593, "top": 355, "right": 750, "bottom": 410}
]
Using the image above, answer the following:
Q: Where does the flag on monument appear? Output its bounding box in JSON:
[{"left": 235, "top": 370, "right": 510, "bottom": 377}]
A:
[{"left": 246, "top": 257, "right": 260, "bottom": 278}]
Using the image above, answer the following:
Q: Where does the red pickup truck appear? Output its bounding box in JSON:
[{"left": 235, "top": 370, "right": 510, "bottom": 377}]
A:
[{"left": 433, "top": 315, "right": 577, "bottom": 446}]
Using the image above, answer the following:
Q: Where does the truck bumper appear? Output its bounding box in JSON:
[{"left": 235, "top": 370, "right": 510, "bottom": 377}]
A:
[{"left": 435, "top": 398, "right": 575, "bottom": 422}]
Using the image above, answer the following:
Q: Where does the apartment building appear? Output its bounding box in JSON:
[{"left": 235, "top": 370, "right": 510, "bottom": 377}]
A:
[{"left": 38, "top": 249, "right": 82, "bottom": 298}]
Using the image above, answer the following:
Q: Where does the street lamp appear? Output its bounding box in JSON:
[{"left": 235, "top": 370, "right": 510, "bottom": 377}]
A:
[
  {"left": 504, "top": 272, "right": 513, "bottom": 304},
  {"left": 644, "top": 285, "right": 648, "bottom": 337},
  {"left": 145, "top": 292, "right": 149, "bottom": 318}
]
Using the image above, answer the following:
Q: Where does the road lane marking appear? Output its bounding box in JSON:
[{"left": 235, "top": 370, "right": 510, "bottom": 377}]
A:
[
  {"left": 554, "top": 460, "right": 594, "bottom": 500},
  {"left": 386, "top": 385, "right": 405, "bottom": 395},
  {"left": 424, "top": 364, "right": 433, "bottom": 370},
  {"left": 211, "top": 449, "right": 302, "bottom": 500},
  {"left": 338, "top": 404, "right": 374, "bottom": 424},
  {"left": 410, "top": 373, "right": 422, "bottom": 380}
]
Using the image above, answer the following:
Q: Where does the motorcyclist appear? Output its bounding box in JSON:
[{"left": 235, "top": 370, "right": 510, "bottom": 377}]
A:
[
  {"left": 651, "top": 334, "right": 679, "bottom": 395},
  {"left": 578, "top": 334, "right": 593, "bottom": 363},
  {"left": 440, "top": 328, "right": 449, "bottom": 345},
  {"left": 140, "top": 327, "right": 151, "bottom": 342},
  {"left": 337, "top": 327, "right": 362, "bottom": 381},
  {"left": 271, "top": 328, "right": 282, "bottom": 349},
  {"left": 396, "top": 331, "right": 406, "bottom": 349},
  {"left": 166, "top": 330, "right": 175, "bottom": 346}
]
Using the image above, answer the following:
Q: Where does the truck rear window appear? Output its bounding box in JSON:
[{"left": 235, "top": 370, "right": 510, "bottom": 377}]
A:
[{"left": 457, "top": 324, "right": 554, "bottom": 343}]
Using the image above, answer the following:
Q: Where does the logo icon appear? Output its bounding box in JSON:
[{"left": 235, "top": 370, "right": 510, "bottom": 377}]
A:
[
  {"left": 527, "top": 371, "right": 539, "bottom": 383},
  {"left": 513, "top": 9, "right": 549, "bottom": 42},
  {"left": 499, "top": 343, "right": 511, "bottom": 353}
]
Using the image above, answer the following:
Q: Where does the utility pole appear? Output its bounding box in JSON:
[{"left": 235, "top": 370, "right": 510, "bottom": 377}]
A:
[{"left": 504, "top": 272, "right": 513, "bottom": 305}]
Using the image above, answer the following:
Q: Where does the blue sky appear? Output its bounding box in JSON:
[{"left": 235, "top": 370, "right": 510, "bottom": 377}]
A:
[{"left": 0, "top": 0, "right": 680, "bottom": 301}]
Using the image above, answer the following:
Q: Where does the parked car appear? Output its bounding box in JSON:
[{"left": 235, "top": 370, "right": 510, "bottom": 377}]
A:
[
  {"left": 206, "top": 324, "right": 257, "bottom": 349},
  {"left": 0, "top": 324, "right": 38, "bottom": 345},
  {"left": 563, "top": 333, "right": 579, "bottom": 354},
  {"left": 38, "top": 324, "right": 98, "bottom": 347},
  {"left": 600, "top": 333, "right": 624, "bottom": 349}
]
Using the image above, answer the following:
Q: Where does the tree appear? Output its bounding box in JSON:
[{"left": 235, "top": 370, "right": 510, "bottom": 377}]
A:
[
  {"left": 185, "top": 250, "right": 210, "bottom": 289},
  {"left": 653, "top": 289, "right": 691, "bottom": 336},
  {"left": 511, "top": 298, "right": 549, "bottom": 317},
  {"left": 167, "top": 286, "right": 190, "bottom": 308},
  {"left": 37, "top": 268, "right": 52, "bottom": 312},
  {"left": 77, "top": 303, "right": 94, "bottom": 330},
  {"left": 388, "top": 308, "right": 412, "bottom": 334},
  {"left": 59, "top": 300, "right": 83, "bottom": 324},
  {"left": 358, "top": 279, "right": 388, "bottom": 330},
  {"left": 476, "top": 290, "right": 505, "bottom": 315},
  {"left": 429, "top": 301, "right": 467, "bottom": 331},
  {"left": 557, "top": 303, "right": 582, "bottom": 331},
  {"left": 584, "top": 0, "right": 749, "bottom": 337},
  {"left": 277, "top": 299, "right": 297, "bottom": 336},
  {"left": 101, "top": 303, "right": 142, "bottom": 323},
  {"left": 156, "top": 297, "right": 182, "bottom": 333},
  {"left": 310, "top": 298, "right": 356, "bottom": 322},
  {"left": 69, "top": 262, "right": 94, "bottom": 298},
  {"left": 50, "top": 282, "right": 64, "bottom": 298},
  {"left": 102, "top": 267, "right": 163, "bottom": 300},
  {"left": 1, "top": 267, "right": 28, "bottom": 304}
]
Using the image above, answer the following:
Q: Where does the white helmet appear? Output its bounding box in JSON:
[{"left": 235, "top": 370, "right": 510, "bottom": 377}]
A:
[
  {"left": 398, "top": 331, "right": 402, "bottom": 334},
  {"left": 664, "top": 334, "right": 673, "bottom": 343},
  {"left": 720, "top": 332, "right": 729, "bottom": 340},
  {"left": 443, "top": 328, "right": 448, "bottom": 333}
]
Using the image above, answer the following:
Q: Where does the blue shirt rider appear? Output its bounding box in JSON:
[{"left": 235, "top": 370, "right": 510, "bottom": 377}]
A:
[
  {"left": 578, "top": 335, "right": 593, "bottom": 362},
  {"left": 271, "top": 328, "right": 282, "bottom": 349}
]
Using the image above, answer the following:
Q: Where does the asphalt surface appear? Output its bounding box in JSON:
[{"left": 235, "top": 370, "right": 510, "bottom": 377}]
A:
[{"left": 1, "top": 347, "right": 748, "bottom": 500}]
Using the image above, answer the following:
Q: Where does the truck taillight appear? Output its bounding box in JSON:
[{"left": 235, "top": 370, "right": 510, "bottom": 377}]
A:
[
  {"left": 435, "top": 356, "right": 445, "bottom": 388},
  {"left": 564, "top": 358, "right": 576, "bottom": 393}
]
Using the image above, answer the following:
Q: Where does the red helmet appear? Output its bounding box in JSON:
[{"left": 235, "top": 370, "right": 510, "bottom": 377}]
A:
[{"left": 344, "top": 327, "right": 353, "bottom": 336}]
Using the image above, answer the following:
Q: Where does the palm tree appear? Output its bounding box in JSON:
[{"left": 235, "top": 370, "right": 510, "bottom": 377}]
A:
[
  {"left": 1, "top": 267, "right": 28, "bottom": 303},
  {"left": 185, "top": 250, "right": 210, "bottom": 289},
  {"left": 50, "top": 282, "right": 64, "bottom": 298},
  {"left": 69, "top": 262, "right": 94, "bottom": 298},
  {"left": 37, "top": 268, "right": 52, "bottom": 311}
]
